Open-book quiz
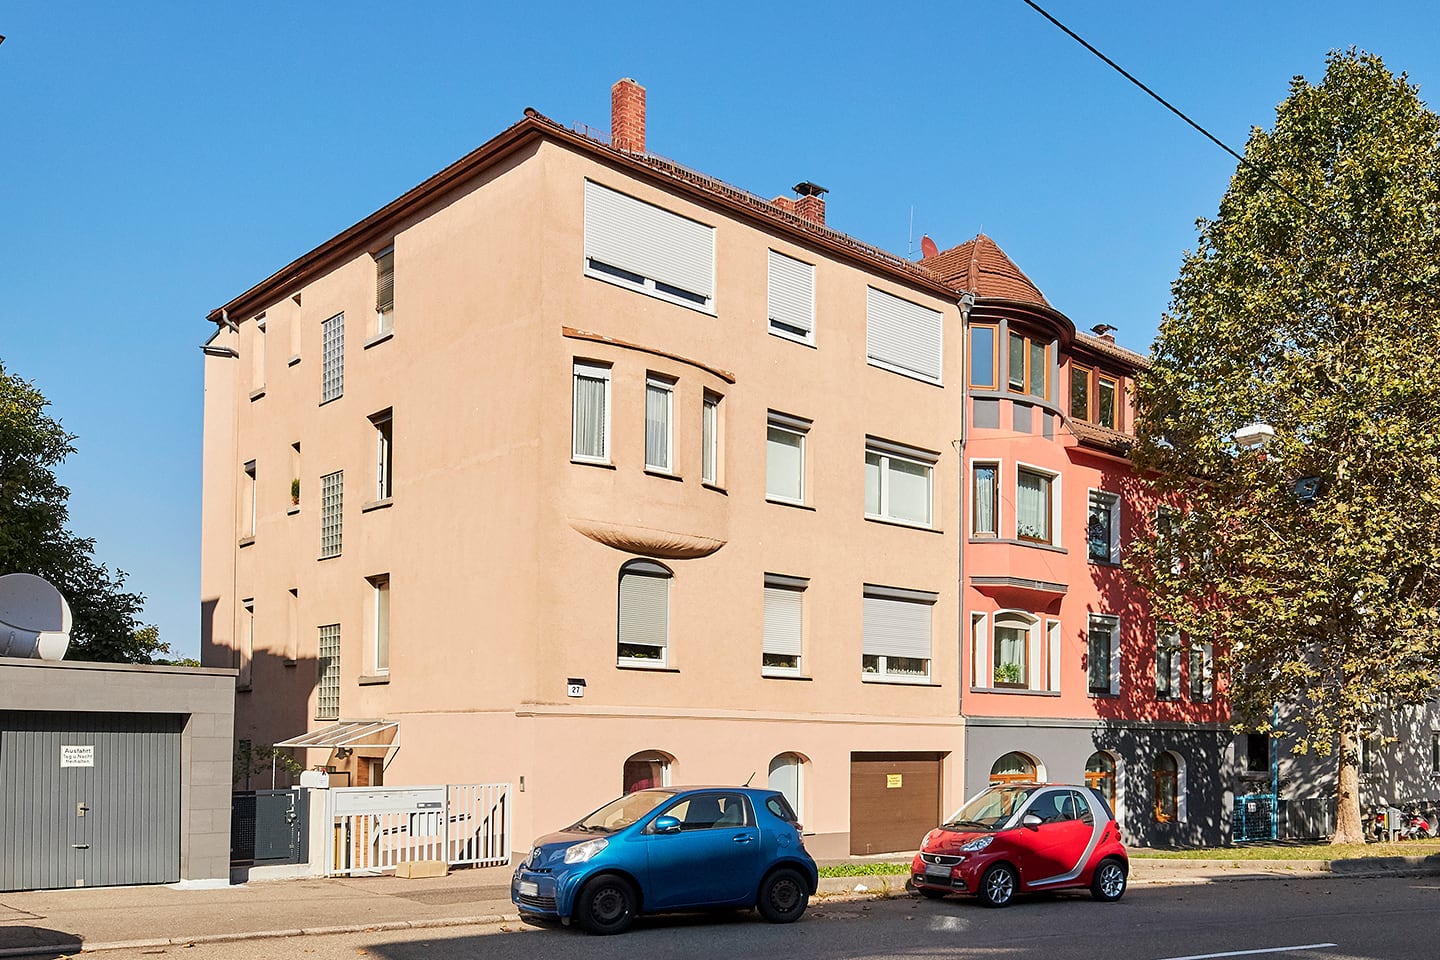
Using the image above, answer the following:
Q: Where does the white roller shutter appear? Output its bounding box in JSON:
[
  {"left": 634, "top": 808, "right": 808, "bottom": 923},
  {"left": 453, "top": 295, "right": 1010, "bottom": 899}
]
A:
[
  {"left": 585, "top": 180, "right": 714, "bottom": 301},
  {"left": 763, "top": 583, "right": 803, "bottom": 659},
  {"left": 768, "top": 250, "right": 814, "bottom": 338},
  {"left": 866, "top": 287, "right": 943, "bottom": 383},
  {"left": 862, "top": 591, "right": 933, "bottom": 660},
  {"left": 619, "top": 566, "right": 669, "bottom": 654}
]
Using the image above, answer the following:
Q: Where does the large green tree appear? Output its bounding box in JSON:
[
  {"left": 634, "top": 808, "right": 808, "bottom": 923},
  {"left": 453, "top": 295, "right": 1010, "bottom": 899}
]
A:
[
  {"left": 1130, "top": 50, "right": 1440, "bottom": 844},
  {"left": 0, "top": 359, "right": 169, "bottom": 663}
]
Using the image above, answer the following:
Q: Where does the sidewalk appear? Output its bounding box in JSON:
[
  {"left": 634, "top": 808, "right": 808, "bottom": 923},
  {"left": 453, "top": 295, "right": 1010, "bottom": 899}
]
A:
[{"left": 3, "top": 853, "right": 1438, "bottom": 958}]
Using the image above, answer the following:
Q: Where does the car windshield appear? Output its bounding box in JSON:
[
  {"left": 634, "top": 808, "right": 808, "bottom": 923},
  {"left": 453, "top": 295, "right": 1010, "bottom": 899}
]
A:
[
  {"left": 942, "top": 785, "right": 1036, "bottom": 830},
  {"left": 570, "top": 789, "right": 673, "bottom": 834}
]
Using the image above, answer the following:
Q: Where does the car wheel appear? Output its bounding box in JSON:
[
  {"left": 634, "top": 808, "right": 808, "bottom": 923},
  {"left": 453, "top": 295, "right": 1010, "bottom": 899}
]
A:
[
  {"left": 756, "top": 867, "right": 809, "bottom": 923},
  {"left": 978, "top": 864, "right": 1017, "bottom": 908},
  {"left": 575, "top": 876, "right": 637, "bottom": 935},
  {"left": 1090, "top": 858, "right": 1127, "bottom": 902}
]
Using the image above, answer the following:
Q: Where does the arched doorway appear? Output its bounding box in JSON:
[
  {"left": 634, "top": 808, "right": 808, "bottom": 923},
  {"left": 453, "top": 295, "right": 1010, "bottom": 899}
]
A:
[
  {"left": 1085, "top": 751, "right": 1118, "bottom": 812},
  {"left": 989, "top": 751, "right": 1040, "bottom": 784},
  {"left": 768, "top": 752, "right": 806, "bottom": 821}
]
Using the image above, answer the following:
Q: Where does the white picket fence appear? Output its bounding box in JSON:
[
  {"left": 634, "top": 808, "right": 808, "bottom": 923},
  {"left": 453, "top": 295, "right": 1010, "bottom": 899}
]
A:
[{"left": 324, "top": 783, "right": 510, "bottom": 876}]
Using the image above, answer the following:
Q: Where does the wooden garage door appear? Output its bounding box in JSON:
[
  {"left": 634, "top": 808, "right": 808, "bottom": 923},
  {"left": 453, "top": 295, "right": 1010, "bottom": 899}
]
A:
[{"left": 849, "top": 752, "right": 944, "bottom": 855}]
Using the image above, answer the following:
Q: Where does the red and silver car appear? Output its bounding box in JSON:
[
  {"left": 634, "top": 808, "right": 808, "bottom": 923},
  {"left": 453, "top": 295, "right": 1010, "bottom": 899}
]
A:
[{"left": 911, "top": 782, "right": 1128, "bottom": 907}]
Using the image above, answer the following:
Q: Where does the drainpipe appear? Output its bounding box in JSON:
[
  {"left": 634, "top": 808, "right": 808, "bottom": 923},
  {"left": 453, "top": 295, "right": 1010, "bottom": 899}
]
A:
[{"left": 956, "top": 291, "right": 976, "bottom": 721}]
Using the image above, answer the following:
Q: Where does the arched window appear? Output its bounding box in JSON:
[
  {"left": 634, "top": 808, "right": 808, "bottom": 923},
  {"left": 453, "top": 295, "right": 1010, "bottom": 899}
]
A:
[
  {"left": 618, "top": 560, "right": 671, "bottom": 665},
  {"left": 623, "top": 750, "right": 673, "bottom": 794},
  {"left": 767, "top": 752, "right": 805, "bottom": 821},
  {"left": 990, "top": 751, "right": 1039, "bottom": 784},
  {"left": 993, "top": 613, "right": 1036, "bottom": 687},
  {"left": 1085, "top": 751, "right": 1118, "bottom": 813},
  {"left": 1154, "top": 752, "right": 1183, "bottom": 822}
]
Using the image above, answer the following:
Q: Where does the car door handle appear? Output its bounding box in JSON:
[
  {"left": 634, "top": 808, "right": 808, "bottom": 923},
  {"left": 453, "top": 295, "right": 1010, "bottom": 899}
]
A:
[{"left": 732, "top": 835, "right": 753, "bottom": 843}]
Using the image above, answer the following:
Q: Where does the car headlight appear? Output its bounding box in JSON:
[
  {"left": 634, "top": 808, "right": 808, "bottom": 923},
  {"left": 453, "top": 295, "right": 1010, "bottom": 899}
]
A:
[
  {"left": 563, "top": 838, "right": 609, "bottom": 863},
  {"left": 960, "top": 836, "right": 994, "bottom": 853}
]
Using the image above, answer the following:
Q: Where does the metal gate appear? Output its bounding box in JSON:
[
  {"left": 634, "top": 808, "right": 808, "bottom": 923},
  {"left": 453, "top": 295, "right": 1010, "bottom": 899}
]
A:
[
  {"left": 232, "top": 789, "right": 309, "bottom": 865},
  {"left": 1234, "top": 793, "right": 1278, "bottom": 842},
  {"left": 0, "top": 711, "right": 182, "bottom": 891},
  {"left": 325, "top": 783, "right": 509, "bottom": 876}
]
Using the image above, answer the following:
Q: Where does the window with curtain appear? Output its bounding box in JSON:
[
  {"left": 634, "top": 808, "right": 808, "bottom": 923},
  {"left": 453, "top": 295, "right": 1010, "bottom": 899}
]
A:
[
  {"left": 766, "top": 412, "right": 808, "bottom": 504},
  {"left": 762, "top": 575, "right": 806, "bottom": 675},
  {"left": 644, "top": 376, "right": 674, "bottom": 472},
  {"left": 618, "top": 560, "right": 671, "bottom": 664},
  {"left": 702, "top": 392, "right": 720, "bottom": 485},
  {"left": 1087, "top": 614, "right": 1119, "bottom": 695},
  {"left": 972, "top": 462, "right": 998, "bottom": 536},
  {"left": 861, "top": 586, "right": 935, "bottom": 681},
  {"left": 572, "top": 361, "right": 611, "bottom": 462},
  {"left": 989, "top": 751, "right": 1037, "bottom": 784},
  {"left": 864, "top": 439, "right": 936, "bottom": 527},
  {"left": 1016, "top": 468, "right": 1053, "bottom": 543},
  {"left": 1153, "top": 753, "right": 1179, "bottom": 822},
  {"left": 768, "top": 753, "right": 804, "bottom": 819},
  {"left": 992, "top": 613, "right": 1033, "bottom": 687},
  {"left": 1085, "top": 752, "right": 1117, "bottom": 812}
]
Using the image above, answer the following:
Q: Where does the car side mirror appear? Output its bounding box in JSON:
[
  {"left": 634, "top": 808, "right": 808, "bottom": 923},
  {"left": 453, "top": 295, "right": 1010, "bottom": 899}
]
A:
[
  {"left": 652, "top": 815, "right": 682, "bottom": 834},
  {"left": 1022, "top": 814, "right": 1043, "bottom": 829}
]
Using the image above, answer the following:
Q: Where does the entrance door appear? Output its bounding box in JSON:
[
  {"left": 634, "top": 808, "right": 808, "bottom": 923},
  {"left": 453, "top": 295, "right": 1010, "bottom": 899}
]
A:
[
  {"left": 849, "top": 752, "right": 944, "bottom": 855},
  {"left": 1, "top": 711, "right": 182, "bottom": 891}
]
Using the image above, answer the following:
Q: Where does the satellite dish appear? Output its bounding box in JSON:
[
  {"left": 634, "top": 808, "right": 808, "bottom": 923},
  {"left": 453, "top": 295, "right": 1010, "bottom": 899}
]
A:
[
  {"left": 0, "top": 573, "right": 72, "bottom": 661},
  {"left": 920, "top": 234, "right": 939, "bottom": 260}
]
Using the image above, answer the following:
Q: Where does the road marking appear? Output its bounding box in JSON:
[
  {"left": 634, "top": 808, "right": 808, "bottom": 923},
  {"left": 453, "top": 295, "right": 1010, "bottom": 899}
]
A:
[
  {"left": 1156, "top": 945, "right": 1338, "bottom": 960},
  {"left": 928, "top": 915, "right": 970, "bottom": 932}
]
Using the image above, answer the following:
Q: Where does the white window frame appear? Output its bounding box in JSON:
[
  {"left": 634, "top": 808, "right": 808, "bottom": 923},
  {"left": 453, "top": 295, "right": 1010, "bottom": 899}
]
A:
[
  {"left": 242, "top": 460, "right": 257, "bottom": 538},
  {"left": 865, "top": 286, "right": 944, "bottom": 384},
  {"left": 1188, "top": 641, "right": 1214, "bottom": 702},
  {"left": 618, "top": 560, "right": 671, "bottom": 667},
  {"left": 971, "top": 460, "right": 1000, "bottom": 538},
  {"left": 865, "top": 438, "right": 936, "bottom": 528},
  {"left": 371, "top": 409, "right": 393, "bottom": 501},
  {"left": 321, "top": 312, "right": 345, "bottom": 403},
  {"left": 644, "top": 375, "right": 675, "bottom": 474},
  {"left": 1156, "top": 626, "right": 1183, "bottom": 700},
  {"left": 583, "top": 180, "right": 715, "bottom": 313},
  {"left": 990, "top": 610, "right": 1037, "bottom": 690},
  {"left": 861, "top": 585, "right": 936, "bottom": 684},
  {"left": 762, "top": 574, "right": 807, "bottom": 677},
  {"left": 1015, "top": 462, "right": 1060, "bottom": 546},
  {"left": 766, "top": 411, "right": 809, "bottom": 505},
  {"left": 369, "top": 574, "right": 390, "bottom": 675},
  {"left": 702, "top": 392, "right": 721, "bottom": 486},
  {"left": 572, "top": 361, "right": 612, "bottom": 464},
  {"left": 767, "top": 249, "right": 815, "bottom": 345},
  {"left": 1087, "top": 489, "right": 1121, "bottom": 564},
  {"left": 1087, "top": 614, "right": 1122, "bottom": 696}
]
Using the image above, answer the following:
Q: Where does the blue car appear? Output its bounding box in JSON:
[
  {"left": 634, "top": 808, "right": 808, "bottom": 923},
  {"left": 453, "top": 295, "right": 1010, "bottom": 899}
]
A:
[{"left": 511, "top": 785, "right": 818, "bottom": 934}]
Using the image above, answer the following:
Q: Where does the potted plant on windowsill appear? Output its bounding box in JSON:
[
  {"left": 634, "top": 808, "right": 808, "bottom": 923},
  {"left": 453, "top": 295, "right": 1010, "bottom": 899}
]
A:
[
  {"left": 291, "top": 478, "right": 301, "bottom": 506},
  {"left": 994, "top": 662, "right": 1024, "bottom": 687}
]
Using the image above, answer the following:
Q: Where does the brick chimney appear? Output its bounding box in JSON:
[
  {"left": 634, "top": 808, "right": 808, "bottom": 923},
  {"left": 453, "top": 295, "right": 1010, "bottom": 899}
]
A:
[
  {"left": 792, "top": 181, "right": 828, "bottom": 226},
  {"left": 611, "top": 78, "right": 646, "bottom": 154}
]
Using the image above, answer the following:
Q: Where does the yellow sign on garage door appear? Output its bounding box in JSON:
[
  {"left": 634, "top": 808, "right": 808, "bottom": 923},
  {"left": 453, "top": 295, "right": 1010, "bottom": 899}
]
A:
[{"left": 886, "top": 774, "right": 903, "bottom": 789}]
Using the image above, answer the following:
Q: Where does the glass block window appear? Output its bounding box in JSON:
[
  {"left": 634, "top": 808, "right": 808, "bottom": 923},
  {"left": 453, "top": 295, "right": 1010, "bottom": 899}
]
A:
[
  {"left": 320, "top": 470, "right": 343, "bottom": 558},
  {"left": 321, "top": 312, "right": 345, "bottom": 402},
  {"left": 317, "top": 623, "right": 341, "bottom": 720}
]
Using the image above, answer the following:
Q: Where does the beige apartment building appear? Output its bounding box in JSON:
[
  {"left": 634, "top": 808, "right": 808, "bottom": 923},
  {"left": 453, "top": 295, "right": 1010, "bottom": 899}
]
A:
[{"left": 201, "top": 80, "right": 972, "bottom": 858}]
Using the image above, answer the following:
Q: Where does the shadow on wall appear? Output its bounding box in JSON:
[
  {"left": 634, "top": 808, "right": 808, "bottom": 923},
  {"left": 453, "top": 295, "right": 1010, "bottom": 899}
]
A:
[{"left": 231, "top": 648, "right": 320, "bottom": 791}]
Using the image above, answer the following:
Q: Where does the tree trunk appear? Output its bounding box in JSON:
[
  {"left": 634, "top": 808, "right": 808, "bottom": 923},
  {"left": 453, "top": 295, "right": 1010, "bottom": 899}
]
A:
[{"left": 1332, "top": 725, "right": 1365, "bottom": 844}]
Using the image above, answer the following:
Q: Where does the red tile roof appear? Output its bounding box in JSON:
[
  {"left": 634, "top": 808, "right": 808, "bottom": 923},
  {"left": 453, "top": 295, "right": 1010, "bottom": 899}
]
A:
[{"left": 920, "top": 235, "right": 1049, "bottom": 307}]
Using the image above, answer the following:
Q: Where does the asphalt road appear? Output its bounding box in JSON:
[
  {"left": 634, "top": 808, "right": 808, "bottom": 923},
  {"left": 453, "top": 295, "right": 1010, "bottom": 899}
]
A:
[{"left": 72, "top": 875, "right": 1440, "bottom": 960}]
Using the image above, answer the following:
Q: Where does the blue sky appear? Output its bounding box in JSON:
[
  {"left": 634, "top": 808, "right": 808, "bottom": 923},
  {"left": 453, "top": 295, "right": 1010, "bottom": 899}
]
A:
[{"left": 3, "top": 2, "right": 1438, "bottom": 660}]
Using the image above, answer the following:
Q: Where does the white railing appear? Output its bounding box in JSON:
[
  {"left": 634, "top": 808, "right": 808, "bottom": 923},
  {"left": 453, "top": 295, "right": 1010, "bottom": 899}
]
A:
[{"left": 324, "top": 783, "right": 509, "bottom": 876}]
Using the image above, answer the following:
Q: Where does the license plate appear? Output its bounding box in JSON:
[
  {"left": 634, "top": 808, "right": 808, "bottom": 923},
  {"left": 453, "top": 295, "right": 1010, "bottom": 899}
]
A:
[
  {"left": 925, "top": 864, "right": 952, "bottom": 880},
  {"left": 520, "top": 880, "right": 538, "bottom": 897}
]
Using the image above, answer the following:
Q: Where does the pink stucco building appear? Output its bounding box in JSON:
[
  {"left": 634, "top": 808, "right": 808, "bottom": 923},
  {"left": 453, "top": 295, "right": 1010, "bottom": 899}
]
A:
[{"left": 201, "top": 79, "right": 1232, "bottom": 858}]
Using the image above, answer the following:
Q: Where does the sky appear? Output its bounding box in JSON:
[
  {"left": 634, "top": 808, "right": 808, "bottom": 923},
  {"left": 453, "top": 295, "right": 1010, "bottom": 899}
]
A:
[{"left": 3, "top": 1, "right": 1439, "bottom": 661}]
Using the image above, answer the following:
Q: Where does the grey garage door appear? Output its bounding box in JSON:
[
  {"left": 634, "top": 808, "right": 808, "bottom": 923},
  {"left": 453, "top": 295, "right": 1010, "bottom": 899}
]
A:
[{"left": 0, "top": 711, "right": 182, "bottom": 891}]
